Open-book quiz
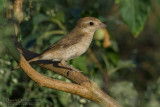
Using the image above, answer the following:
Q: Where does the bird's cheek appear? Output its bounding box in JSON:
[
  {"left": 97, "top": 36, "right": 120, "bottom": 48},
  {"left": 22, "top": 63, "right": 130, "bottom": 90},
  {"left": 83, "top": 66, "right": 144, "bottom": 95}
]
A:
[{"left": 81, "top": 24, "right": 87, "bottom": 28}]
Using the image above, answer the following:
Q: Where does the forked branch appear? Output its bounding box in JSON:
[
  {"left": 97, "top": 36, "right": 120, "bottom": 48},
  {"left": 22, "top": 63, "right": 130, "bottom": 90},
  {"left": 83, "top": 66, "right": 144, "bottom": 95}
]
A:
[{"left": 14, "top": 45, "right": 121, "bottom": 107}]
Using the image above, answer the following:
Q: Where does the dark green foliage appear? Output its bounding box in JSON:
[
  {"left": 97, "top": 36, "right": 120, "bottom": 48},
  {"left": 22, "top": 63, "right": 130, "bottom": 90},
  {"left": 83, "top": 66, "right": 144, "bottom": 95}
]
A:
[{"left": 0, "top": 0, "right": 160, "bottom": 107}]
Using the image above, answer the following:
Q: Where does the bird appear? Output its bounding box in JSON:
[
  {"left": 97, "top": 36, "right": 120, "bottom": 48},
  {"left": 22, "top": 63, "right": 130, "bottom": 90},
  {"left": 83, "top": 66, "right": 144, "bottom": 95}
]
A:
[{"left": 13, "top": 17, "right": 106, "bottom": 71}]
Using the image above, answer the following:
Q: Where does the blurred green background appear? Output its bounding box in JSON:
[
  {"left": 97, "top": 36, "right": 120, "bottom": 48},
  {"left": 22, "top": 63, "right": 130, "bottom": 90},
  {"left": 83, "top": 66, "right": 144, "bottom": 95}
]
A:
[{"left": 0, "top": 0, "right": 160, "bottom": 107}]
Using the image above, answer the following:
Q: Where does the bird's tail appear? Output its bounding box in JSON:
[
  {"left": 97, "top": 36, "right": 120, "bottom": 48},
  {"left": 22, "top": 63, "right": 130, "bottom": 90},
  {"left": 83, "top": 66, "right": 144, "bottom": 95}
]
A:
[{"left": 11, "top": 56, "right": 40, "bottom": 71}]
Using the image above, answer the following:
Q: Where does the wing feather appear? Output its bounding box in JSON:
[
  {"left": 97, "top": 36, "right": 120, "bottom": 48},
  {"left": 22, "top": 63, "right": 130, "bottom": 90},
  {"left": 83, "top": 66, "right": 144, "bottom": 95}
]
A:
[{"left": 42, "top": 33, "right": 85, "bottom": 53}]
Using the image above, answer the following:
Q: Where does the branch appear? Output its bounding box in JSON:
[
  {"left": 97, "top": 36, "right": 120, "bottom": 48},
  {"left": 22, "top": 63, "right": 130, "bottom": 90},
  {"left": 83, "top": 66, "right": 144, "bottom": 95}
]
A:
[
  {"left": 16, "top": 45, "right": 121, "bottom": 107},
  {"left": 19, "top": 53, "right": 89, "bottom": 95}
]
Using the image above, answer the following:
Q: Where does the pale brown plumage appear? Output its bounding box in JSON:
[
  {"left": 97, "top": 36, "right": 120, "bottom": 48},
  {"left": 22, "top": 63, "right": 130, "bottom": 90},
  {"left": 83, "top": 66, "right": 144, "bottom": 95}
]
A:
[{"left": 13, "top": 17, "right": 106, "bottom": 71}]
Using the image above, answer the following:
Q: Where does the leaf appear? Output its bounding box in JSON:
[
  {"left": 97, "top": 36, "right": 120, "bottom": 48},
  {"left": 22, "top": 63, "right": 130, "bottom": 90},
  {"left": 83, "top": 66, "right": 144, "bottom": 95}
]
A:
[
  {"left": 119, "top": 0, "right": 151, "bottom": 37},
  {"left": 33, "top": 13, "right": 48, "bottom": 25},
  {"left": 49, "top": 35, "right": 64, "bottom": 44},
  {"left": 109, "top": 60, "right": 135, "bottom": 75},
  {"left": 0, "top": 0, "right": 6, "bottom": 12},
  {"left": 107, "top": 51, "right": 120, "bottom": 66},
  {"left": 22, "top": 33, "right": 38, "bottom": 48},
  {"left": 54, "top": 12, "right": 65, "bottom": 23},
  {"left": 115, "top": 0, "right": 120, "bottom": 4},
  {"left": 0, "top": 24, "right": 20, "bottom": 60},
  {"left": 57, "top": 92, "right": 71, "bottom": 106},
  {"left": 71, "top": 56, "right": 88, "bottom": 74}
]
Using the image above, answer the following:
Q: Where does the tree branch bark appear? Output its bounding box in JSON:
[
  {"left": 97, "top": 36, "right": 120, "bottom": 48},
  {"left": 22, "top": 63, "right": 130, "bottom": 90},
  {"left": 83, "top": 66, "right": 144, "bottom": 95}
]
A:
[
  {"left": 18, "top": 53, "right": 120, "bottom": 107},
  {"left": 14, "top": 44, "right": 122, "bottom": 107}
]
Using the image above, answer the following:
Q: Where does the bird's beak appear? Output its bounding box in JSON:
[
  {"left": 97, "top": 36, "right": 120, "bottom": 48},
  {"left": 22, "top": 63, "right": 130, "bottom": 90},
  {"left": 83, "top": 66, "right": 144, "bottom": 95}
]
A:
[{"left": 99, "top": 23, "right": 107, "bottom": 28}]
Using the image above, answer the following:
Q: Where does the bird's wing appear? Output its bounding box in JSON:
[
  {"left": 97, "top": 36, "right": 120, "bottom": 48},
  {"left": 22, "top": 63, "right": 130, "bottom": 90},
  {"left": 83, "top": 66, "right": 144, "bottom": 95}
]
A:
[{"left": 43, "top": 33, "right": 85, "bottom": 53}]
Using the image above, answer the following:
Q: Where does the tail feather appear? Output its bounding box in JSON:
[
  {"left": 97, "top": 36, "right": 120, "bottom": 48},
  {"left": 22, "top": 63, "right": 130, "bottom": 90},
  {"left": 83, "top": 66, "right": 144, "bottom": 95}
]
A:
[
  {"left": 11, "top": 56, "right": 40, "bottom": 71},
  {"left": 28, "top": 56, "right": 40, "bottom": 63}
]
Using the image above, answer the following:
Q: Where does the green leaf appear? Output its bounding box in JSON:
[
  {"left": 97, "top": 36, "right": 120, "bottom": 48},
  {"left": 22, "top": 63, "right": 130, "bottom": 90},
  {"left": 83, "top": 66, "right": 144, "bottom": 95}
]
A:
[
  {"left": 0, "top": 0, "right": 6, "bottom": 12},
  {"left": 71, "top": 56, "right": 88, "bottom": 74},
  {"left": 119, "top": 0, "right": 151, "bottom": 37},
  {"left": 54, "top": 12, "right": 65, "bottom": 23},
  {"left": 0, "top": 24, "right": 20, "bottom": 60},
  {"left": 107, "top": 51, "right": 120, "bottom": 66},
  {"left": 49, "top": 35, "right": 64, "bottom": 44},
  {"left": 57, "top": 92, "right": 71, "bottom": 106},
  {"left": 33, "top": 13, "right": 48, "bottom": 25},
  {"left": 109, "top": 60, "right": 135, "bottom": 75},
  {"left": 115, "top": 0, "right": 120, "bottom": 4}
]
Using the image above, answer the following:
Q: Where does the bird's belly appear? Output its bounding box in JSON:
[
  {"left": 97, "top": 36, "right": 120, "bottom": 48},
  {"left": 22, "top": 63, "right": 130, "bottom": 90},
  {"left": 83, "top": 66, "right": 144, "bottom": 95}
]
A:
[
  {"left": 66, "top": 46, "right": 86, "bottom": 59},
  {"left": 41, "top": 45, "right": 87, "bottom": 61}
]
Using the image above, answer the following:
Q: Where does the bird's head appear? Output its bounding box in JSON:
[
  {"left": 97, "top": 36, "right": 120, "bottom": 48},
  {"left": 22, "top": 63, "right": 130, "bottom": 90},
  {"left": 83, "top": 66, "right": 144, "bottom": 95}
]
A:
[{"left": 76, "top": 17, "right": 106, "bottom": 33}]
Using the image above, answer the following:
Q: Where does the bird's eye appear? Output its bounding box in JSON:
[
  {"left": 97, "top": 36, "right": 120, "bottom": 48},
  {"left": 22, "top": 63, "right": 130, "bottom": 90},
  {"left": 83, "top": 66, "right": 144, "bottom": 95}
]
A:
[{"left": 89, "top": 22, "right": 94, "bottom": 26}]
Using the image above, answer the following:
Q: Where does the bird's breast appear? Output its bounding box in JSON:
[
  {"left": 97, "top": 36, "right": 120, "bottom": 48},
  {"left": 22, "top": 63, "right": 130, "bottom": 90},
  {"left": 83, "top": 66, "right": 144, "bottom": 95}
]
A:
[{"left": 64, "top": 34, "right": 93, "bottom": 60}]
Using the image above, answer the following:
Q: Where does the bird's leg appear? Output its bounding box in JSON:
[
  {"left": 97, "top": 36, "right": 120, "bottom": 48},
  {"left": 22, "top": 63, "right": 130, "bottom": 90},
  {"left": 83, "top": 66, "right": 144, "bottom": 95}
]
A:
[
  {"left": 60, "top": 59, "right": 69, "bottom": 67},
  {"left": 60, "top": 59, "right": 82, "bottom": 72}
]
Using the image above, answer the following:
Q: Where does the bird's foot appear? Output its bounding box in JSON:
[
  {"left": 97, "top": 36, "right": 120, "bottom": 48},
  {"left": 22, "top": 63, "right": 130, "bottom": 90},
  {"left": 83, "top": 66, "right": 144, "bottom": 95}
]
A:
[
  {"left": 70, "top": 66, "right": 82, "bottom": 72},
  {"left": 60, "top": 59, "right": 82, "bottom": 72},
  {"left": 66, "top": 67, "right": 82, "bottom": 76}
]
